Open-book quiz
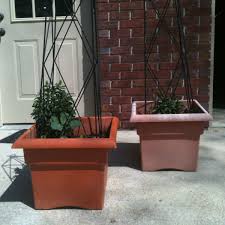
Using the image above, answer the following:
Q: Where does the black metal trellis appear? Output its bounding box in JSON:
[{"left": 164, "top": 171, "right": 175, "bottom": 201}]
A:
[
  {"left": 144, "top": 0, "right": 194, "bottom": 113},
  {"left": 1, "top": 155, "right": 25, "bottom": 181},
  {"left": 39, "top": 0, "right": 103, "bottom": 137}
]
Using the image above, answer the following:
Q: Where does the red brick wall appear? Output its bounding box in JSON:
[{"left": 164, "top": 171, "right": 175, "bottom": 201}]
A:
[{"left": 96, "top": 0, "right": 212, "bottom": 128}]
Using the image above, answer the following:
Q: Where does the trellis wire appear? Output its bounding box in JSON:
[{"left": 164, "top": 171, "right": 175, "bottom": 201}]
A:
[
  {"left": 144, "top": 0, "right": 194, "bottom": 112},
  {"left": 39, "top": 0, "right": 103, "bottom": 137}
]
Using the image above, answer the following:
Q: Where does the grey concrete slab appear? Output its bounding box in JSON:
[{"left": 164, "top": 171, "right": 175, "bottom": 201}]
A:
[
  {"left": 212, "top": 108, "right": 225, "bottom": 127},
  {"left": 0, "top": 125, "right": 32, "bottom": 130},
  {"left": 0, "top": 125, "right": 225, "bottom": 224}
]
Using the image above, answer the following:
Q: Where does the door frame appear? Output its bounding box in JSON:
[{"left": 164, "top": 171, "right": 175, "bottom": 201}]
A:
[
  {"left": 0, "top": 87, "right": 2, "bottom": 126},
  {"left": 209, "top": 0, "right": 216, "bottom": 119}
]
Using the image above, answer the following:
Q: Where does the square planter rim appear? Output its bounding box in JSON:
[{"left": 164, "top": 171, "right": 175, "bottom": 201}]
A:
[
  {"left": 130, "top": 99, "right": 212, "bottom": 123},
  {"left": 12, "top": 116, "right": 119, "bottom": 150}
]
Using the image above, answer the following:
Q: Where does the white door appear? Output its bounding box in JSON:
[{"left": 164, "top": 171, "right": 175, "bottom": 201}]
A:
[{"left": 0, "top": 0, "right": 83, "bottom": 124}]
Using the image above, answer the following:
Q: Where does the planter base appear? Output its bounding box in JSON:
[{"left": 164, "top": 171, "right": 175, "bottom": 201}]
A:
[
  {"left": 140, "top": 134, "right": 200, "bottom": 172},
  {"left": 25, "top": 149, "right": 108, "bottom": 209},
  {"left": 138, "top": 122, "right": 203, "bottom": 171}
]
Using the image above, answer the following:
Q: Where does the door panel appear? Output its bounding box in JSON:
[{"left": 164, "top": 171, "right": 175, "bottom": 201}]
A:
[
  {"left": 15, "top": 40, "right": 40, "bottom": 97},
  {"left": 55, "top": 39, "right": 79, "bottom": 96}
]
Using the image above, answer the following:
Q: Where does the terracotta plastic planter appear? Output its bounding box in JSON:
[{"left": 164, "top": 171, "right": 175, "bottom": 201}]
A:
[
  {"left": 12, "top": 116, "right": 119, "bottom": 210},
  {"left": 130, "top": 100, "right": 212, "bottom": 172}
]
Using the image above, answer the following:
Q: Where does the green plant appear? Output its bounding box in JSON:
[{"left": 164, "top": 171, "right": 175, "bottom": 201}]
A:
[
  {"left": 31, "top": 81, "right": 80, "bottom": 138},
  {"left": 153, "top": 96, "right": 184, "bottom": 114}
]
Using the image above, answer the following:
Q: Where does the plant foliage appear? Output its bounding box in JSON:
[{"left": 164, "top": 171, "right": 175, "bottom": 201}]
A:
[
  {"left": 31, "top": 81, "right": 80, "bottom": 138},
  {"left": 153, "top": 96, "right": 184, "bottom": 114}
]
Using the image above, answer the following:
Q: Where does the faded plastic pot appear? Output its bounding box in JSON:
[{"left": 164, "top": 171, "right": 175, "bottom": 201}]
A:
[
  {"left": 130, "top": 100, "right": 212, "bottom": 171},
  {"left": 12, "top": 116, "right": 119, "bottom": 210}
]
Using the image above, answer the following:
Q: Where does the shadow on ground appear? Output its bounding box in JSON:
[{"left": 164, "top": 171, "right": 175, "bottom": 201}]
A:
[
  {"left": 0, "top": 166, "right": 34, "bottom": 208},
  {"left": 109, "top": 143, "right": 141, "bottom": 170}
]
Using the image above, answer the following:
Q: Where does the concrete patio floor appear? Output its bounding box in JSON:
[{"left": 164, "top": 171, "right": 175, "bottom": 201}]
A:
[{"left": 0, "top": 110, "right": 225, "bottom": 225}]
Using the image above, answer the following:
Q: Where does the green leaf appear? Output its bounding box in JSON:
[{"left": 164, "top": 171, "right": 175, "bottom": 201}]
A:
[
  {"left": 70, "top": 119, "right": 81, "bottom": 129},
  {"left": 60, "top": 112, "right": 68, "bottom": 125},
  {"left": 50, "top": 116, "right": 63, "bottom": 131}
]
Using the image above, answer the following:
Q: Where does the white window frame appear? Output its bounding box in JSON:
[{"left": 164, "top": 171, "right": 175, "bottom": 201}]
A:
[{"left": 10, "top": 0, "right": 76, "bottom": 23}]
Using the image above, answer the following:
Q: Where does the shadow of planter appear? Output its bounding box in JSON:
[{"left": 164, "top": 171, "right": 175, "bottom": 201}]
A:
[
  {"left": 0, "top": 166, "right": 34, "bottom": 208},
  {"left": 109, "top": 143, "right": 141, "bottom": 170}
]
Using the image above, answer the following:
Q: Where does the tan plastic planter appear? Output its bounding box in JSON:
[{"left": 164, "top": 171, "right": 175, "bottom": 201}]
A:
[
  {"left": 130, "top": 100, "right": 212, "bottom": 172},
  {"left": 12, "top": 116, "right": 119, "bottom": 210}
]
